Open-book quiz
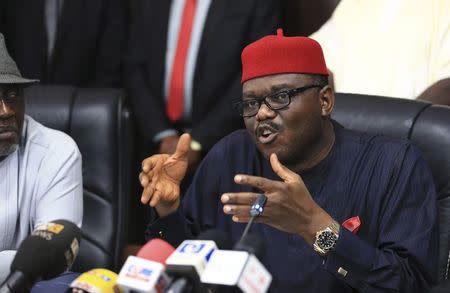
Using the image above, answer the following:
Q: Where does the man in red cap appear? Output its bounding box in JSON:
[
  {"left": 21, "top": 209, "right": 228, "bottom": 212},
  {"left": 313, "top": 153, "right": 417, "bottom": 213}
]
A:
[{"left": 139, "top": 29, "right": 438, "bottom": 292}]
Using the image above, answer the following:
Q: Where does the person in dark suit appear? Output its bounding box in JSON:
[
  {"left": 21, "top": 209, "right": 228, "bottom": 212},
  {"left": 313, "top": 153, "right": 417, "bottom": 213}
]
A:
[
  {"left": 0, "top": 0, "right": 126, "bottom": 87},
  {"left": 125, "top": 0, "right": 280, "bottom": 170}
]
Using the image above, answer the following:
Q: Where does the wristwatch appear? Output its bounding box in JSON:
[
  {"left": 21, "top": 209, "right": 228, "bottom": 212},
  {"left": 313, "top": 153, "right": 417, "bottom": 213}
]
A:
[{"left": 313, "top": 219, "right": 340, "bottom": 256}]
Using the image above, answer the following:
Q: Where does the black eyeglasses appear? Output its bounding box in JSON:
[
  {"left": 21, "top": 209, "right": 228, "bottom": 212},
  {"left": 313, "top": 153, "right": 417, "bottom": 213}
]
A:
[{"left": 233, "top": 84, "right": 325, "bottom": 117}]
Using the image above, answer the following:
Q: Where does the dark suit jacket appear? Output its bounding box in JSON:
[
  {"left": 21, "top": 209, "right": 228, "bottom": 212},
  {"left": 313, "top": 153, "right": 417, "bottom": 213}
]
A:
[
  {"left": 125, "top": 0, "right": 280, "bottom": 151},
  {"left": 0, "top": 0, "right": 126, "bottom": 87}
]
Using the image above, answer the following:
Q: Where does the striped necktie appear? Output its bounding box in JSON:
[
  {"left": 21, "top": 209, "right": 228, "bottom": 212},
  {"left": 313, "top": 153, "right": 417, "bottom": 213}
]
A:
[{"left": 166, "top": 0, "right": 197, "bottom": 122}]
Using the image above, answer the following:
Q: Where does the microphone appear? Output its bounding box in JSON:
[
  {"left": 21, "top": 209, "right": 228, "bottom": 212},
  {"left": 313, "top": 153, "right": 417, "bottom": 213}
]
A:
[
  {"left": 164, "top": 230, "right": 231, "bottom": 293},
  {"left": 117, "top": 239, "right": 175, "bottom": 293},
  {"left": 200, "top": 195, "right": 271, "bottom": 293},
  {"left": 70, "top": 268, "right": 119, "bottom": 293},
  {"left": 0, "top": 219, "right": 81, "bottom": 293},
  {"left": 201, "top": 233, "right": 272, "bottom": 293}
]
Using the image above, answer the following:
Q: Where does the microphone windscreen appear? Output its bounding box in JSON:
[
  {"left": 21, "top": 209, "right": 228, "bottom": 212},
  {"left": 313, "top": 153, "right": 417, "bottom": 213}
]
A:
[
  {"left": 32, "top": 219, "right": 81, "bottom": 278},
  {"left": 136, "top": 238, "right": 175, "bottom": 265},
  {"left": 11, "top": 219, "right": 81, "bottom": 280},
  {"left": 196, "top": 229, "right": 231, "bottom": 250},
  {"left": 10, "top": 236, "right": 52, "bottom": 281},
  {"left": 233, "top": 233, "right": 265, "bottom": 260}
]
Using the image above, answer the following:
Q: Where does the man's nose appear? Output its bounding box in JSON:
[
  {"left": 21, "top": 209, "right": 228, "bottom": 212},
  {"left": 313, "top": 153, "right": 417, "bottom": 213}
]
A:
[
  {"left": 0, "top": 99, "right": 14, "bottom": 117},
  {"left": 255, "top": 102, "right": 276, "bottom": 121}
]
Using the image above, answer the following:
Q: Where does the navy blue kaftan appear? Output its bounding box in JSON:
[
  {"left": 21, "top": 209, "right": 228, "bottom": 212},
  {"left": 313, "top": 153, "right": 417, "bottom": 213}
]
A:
[{"left": 146, "top": 122, "right": 438, "bottom": 292}]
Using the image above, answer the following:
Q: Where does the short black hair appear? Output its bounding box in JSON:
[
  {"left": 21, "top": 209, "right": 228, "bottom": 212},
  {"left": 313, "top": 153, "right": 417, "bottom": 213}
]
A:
[{"left": 309, "top": 74, "right": 329, "bottom": 86}]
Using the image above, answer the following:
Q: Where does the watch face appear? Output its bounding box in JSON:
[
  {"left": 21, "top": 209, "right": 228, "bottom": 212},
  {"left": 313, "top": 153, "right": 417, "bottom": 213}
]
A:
[{"left": 317, "top": 230, "right": 338, "bottom": 250}]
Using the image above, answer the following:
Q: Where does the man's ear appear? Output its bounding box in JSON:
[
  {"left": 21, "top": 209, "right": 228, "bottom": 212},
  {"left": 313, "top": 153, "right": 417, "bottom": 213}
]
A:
[{"left": 319, "top": 85, "right": 334, "bottom": 117}]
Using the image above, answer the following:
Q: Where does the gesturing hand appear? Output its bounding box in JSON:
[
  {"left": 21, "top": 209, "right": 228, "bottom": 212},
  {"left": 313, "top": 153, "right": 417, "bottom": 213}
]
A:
[
  {"left": 221, "top": 153, "right": 332, "bottom": 244},
  {"left": 140, "top": 133, "right": 191, "bottom": 217}
]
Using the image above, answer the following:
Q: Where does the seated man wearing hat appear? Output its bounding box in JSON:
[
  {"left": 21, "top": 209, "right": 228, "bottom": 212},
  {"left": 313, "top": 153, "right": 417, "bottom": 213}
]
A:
[
  {"left": 139, "top": 29, "right": 438, "bottom": 291},
  {"left": 0, "top": 34, "right": 83, "bottom": 282}
]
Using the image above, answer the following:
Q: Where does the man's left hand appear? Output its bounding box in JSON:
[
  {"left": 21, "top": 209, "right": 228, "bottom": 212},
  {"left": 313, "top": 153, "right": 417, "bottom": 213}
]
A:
[{"left": 221, "top": 153, "right": 332, "bottom": 244}]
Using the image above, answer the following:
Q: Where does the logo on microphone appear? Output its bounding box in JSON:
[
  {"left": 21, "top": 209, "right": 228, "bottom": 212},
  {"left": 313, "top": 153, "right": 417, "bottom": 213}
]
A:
[
  {"left": 178, "top": 242, "right": 206, "bottom": 254},
  {"left": 34, "top": 222, "right": 65, "bottom": 234},
  {"left": 32, "top": 222, "right": 65, "bottom": 240},
  {"left": 125, "top": 264, "right": 153, "bottom": 282}
]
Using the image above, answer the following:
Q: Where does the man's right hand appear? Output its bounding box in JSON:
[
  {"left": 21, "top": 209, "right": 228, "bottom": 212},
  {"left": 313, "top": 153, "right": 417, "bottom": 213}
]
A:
[{"left": 140, "top": 133, "right": 191, "bottom": 217}]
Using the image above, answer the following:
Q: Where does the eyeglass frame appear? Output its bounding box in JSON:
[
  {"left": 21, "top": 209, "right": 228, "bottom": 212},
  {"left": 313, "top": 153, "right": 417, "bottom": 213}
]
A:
[{"left": 233, "top": 84, "right": 326, "bottom": 118}]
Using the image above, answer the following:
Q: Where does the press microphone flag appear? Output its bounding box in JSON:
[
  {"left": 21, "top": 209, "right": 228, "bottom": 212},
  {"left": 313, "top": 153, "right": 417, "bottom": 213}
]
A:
[
  {"left": 117, "top": 239, "right": 175, "bottom": 293},
  {"left": 118, "top": 256, "right": 169, "bottom": 293},
  {"left": 201, "top": 193, "right": 271, "bottom": 293},
  {"left": 163, "top": 230, "right": 230, "bottom": 293},
  {"left": 164, "top": 240, "right": 216, "bottom": 283},
  {"left": 201, "top": 233, "right": 271, "bottom": 293},
  {"left": 200, "top": 249, "right": 272, "bottom": 293}
]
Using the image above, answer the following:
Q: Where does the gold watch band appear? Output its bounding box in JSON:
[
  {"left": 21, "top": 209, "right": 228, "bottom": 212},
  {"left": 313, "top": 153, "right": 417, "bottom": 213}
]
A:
[
  {"left": 329, "top": 219, "right": 340, "bottom": 234},
  {"left": 313, "top": 219, "right": 340, "bottom": 256}
]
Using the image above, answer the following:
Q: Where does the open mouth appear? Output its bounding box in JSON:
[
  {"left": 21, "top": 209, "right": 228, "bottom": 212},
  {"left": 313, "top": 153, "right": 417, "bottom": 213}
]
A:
[{"left": 256, "top": 124, "right": 279, "bottom": 144}]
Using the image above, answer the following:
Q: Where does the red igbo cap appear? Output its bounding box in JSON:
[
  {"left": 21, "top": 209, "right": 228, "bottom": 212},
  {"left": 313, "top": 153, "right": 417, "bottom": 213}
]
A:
[{"left": 241, "top": 28, "right": 328, "bottom": 84}]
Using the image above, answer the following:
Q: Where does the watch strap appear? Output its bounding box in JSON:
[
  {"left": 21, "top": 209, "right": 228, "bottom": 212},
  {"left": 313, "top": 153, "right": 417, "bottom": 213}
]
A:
[{"left": 313, "top": 219, "right": 340, "bottom": 256}]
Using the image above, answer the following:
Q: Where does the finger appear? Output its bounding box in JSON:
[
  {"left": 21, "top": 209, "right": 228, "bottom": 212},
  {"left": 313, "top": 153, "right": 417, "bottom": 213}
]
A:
[
  {"left": 147, "top": 175, "right": 158, "bottom": 197},
  {"left": 141, "top": 184, "right": 154, "bottom": 204},
  {"left": 234, "top": 174, "right": 279, "bottom": 192},
  {"left": 231, "top": 215, "right": 251, "bottom": 223},
  {"left": 144, "top": 158, "right": 164, "bottom": 185},
  {"left": 232, "top": 215, "right": 268, "bottom": 223},
  {"left": 221, "top": 192, "right": 259, "bottom": 205},
  {"left": 142, "top": 156, "right": 160, "bottom": 173},
  {"left": 270, "top": 153, "right": 300, "bottom": 182},
  {"left": 139, "top": 172, "right": 149, "bottom": 187},
  {"left": 172, "top": 133, "right": 191, "bottom": 159},
  {"left": 147, "top": 169, "right": 155, "bottom": 181},
  {"left": 149, "top": 190, "right": 161, "bottom": 207},
  {"left": 141, "top": 174, "right": 158, "bottom": 204},
  {"left": 223, "top": 204, "right": 251, "bottom": 216},
  {"left": 230, "top": 208, "right": 272, "bottom": 223}
]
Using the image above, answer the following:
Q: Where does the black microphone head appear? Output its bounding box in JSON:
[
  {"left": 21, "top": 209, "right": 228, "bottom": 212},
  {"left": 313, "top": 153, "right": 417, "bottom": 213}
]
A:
[
  {"left": 16, "top": 219, "right": 82, "bottom": 279},
  {"left": 33, "top": 219, "right": 82, "bottom": 278},
  {"left": 233, "top": 232, "right": 265, "bottom": 260},
  {"left": 196, "top": 229, "right": 231, "bottom": 250},
  {"left": 10, "top": 236, "right": 53, "bottom": 282}
]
